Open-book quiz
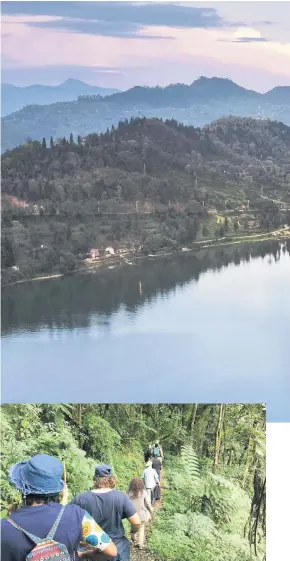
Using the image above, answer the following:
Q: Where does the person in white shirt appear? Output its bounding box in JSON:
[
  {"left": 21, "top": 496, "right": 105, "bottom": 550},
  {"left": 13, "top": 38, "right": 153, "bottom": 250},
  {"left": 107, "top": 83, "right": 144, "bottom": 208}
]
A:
[{"left": 141, "top": 461, "right": 159, "bottom": 505}]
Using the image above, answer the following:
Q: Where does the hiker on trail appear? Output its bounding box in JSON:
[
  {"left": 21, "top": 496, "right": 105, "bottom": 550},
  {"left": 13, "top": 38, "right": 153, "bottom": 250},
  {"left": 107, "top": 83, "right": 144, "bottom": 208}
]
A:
[
  {"left": 1, "top": 454, "right": 117, "bottom": 561},
  {"left": 154, "top": 442, "right": 164, "bottom": 464},
  {"left": 144, "top": 444, "right": 153, "bottom": 461},
  {"left": 149, "top": 444, "right": 155, "bottom": 456},
  {"left": 128, "top": 477, "right": 153, "bottom": 551},
  {"left": 70, "top": 464, "right": 141, "bottom": 561},
  {"left": 158, "top": 442, "right": 164, "bottom": 462},
  {"left": 141, "top": 461, "right": 159, "bottom": 506},
  {"left": 153, "top": 443, "right": 161, "bottom": 458},
  {"left": 152, "top": 456, "right": 162, "bottom": 481},
  {"left": 144, "top": 447, "right": 151, "bottom": 463}
]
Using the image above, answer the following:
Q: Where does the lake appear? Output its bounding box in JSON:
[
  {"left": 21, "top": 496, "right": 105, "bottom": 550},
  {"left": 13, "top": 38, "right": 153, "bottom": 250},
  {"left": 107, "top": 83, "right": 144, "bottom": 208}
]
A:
[{"left": 1, "top": 240, "right": 290, "bottom": 421}]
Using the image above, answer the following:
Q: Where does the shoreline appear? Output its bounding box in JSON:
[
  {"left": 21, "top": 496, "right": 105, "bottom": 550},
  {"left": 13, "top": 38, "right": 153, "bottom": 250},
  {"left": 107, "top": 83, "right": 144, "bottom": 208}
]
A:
[{"left": 2, "top": 230, "right": 289, "bottom": 288}]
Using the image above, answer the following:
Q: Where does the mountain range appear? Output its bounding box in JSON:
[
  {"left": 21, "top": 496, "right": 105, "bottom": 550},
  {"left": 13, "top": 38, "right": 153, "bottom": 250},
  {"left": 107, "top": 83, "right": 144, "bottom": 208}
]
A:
[
  {"left": 2, "top": 77, "right": 290, "bottom": 152},
  {"left": 1, "top": 79, "right": 120, "bottom": 117}
]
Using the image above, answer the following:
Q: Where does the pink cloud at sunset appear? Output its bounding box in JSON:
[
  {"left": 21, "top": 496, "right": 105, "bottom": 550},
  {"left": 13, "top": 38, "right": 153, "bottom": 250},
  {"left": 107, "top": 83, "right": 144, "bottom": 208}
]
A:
[{"left": 1, "top": 1, "right": 290, "bottom": 91}]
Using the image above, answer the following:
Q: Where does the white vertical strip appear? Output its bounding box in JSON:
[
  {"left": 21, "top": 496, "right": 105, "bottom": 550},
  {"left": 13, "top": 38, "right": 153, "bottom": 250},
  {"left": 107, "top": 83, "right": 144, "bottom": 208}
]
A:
[{"left": 267, "top": 423, "right": 290, "bottom": 560}]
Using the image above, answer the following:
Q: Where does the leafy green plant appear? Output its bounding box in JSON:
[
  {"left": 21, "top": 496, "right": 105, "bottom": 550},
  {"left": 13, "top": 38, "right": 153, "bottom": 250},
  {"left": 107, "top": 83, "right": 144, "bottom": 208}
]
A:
[
  {"left": 181, "top": 443, "right": 200, "bottom": 482},
  {"left": 150, "top": 457, "right": 263, "bottom": 561},
  {"left": 82, "top": 413, "right": 121, "bottom": 460}
]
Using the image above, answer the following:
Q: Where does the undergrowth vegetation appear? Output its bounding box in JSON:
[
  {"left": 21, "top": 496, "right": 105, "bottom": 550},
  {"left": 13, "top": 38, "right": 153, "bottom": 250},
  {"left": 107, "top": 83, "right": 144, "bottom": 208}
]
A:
[
  {"left": 149, "top": 455, "right": 265, "bottom": 561},
  {"left": 1, "top": 404, "right": 265, "bottom": 560}
]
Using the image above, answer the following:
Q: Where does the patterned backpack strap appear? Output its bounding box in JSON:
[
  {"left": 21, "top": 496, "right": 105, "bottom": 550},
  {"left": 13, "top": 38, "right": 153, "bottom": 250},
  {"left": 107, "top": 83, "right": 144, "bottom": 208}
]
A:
[
  {"left": 8, "top": 518, "right": 42, "bottom": 545},
  {"left": 45, "top": 505, "right": 66, "bottom": 540}
]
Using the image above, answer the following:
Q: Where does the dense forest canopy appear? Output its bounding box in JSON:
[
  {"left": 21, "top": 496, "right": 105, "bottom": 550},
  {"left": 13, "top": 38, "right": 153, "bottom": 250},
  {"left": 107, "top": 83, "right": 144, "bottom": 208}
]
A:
[
  {"left": 1, "top": 403, "right": 266, "bottom": 561},
  {"left": 1, "top": 116, "right": 290, "bottom": 284},
  {"left": 3, "top": 116, "right": 290, "bottom": 203}
]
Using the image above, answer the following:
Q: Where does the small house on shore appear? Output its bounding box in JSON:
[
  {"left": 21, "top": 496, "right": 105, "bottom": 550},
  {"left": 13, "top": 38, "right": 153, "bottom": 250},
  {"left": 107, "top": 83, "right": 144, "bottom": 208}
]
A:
[
  {"left": 89, "top": 248, "right": 100, "bottom": 259},
  {"left": 116, "top": 247, "right": 128, "bottom": 254},
  {"left": 248, "top": 220, "right": 258, "bottom": 228},
  {"left": 105, "top": 247, "right": 115, "bottom": 257}
]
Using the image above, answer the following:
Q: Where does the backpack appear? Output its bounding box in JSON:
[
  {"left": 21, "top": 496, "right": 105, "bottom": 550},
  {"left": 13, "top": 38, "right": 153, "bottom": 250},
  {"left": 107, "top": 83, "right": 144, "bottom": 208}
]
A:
[
  {"left": 153, "top": 446, "right": 160, "bottom": 457},
  {"left": 144, "top": 449, "right": 151, "bottom": 462},
  {"left": 8, "top": 505, "right": 70, "bottom": 560}
]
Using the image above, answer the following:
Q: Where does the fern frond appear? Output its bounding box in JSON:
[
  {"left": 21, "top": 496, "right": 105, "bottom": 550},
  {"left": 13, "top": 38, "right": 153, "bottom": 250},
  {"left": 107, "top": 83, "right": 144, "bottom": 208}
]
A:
[{"left": 181, "top": 444, "right": 200, "bottom": 482}]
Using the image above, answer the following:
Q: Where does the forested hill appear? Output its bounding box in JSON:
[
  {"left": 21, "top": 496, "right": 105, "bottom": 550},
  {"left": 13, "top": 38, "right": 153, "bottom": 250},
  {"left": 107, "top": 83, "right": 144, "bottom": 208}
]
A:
[
  {"left": 2, "top": 77, "right": 290, "bottom": 151},
  {"left": 95, "top": 77, "right": 259, "bottom": 105},
  {"left": 100, "top": 77, "right": 290, "bottom": 106},
  {"left": 1, "top": 404, "right": 266, "bottom": 561},
  {"left": 2, "top": 116, "right": 290, "bottom": 205},
  {"left": 2, "top": 117, "right": 290, "bottom": 284}
]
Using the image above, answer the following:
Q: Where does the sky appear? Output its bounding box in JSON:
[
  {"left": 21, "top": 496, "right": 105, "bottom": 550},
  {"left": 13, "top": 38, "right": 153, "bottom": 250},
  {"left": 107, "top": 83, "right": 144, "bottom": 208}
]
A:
[{"left": 1, "top": 1, "right": 290, "bottom": 92}]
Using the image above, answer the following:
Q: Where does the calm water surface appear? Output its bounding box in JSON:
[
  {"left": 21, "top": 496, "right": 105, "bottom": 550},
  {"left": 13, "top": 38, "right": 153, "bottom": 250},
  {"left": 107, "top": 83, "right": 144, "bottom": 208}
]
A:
[{"left": 2, "top": 241, "right": 290, "bottom": 421}]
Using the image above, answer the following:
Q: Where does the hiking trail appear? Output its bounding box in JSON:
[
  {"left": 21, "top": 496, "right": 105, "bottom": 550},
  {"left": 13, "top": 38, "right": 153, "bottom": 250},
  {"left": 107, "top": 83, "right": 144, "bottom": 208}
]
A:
[{"left": 130, "top": 470, "right": 166, "bottom": 561}]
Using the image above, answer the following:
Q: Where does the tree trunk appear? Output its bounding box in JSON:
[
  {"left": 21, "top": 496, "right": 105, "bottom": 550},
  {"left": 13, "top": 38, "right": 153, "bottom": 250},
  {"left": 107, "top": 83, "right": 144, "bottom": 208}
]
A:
[
  {"left": 76, "top": 404, "right": 83, "bottom": 447},
  {"left": 253, "top": 477, "right": 266, "bottom": 556},
  {"left": 243, "top": 421, "right": 259, "bottom": 488},
  {"left": 76, "top": 404, "right": 82, "bottom": 427},
  {"left": 189, "top": 403, "right": 198, "bottom": 438},
  {"left": 221, "top": 405, "right": 227, "bottom": 465},
  {"left": 181, "top": 404, "right": 187, "bottom": 427},
  {"left": 200, "top": 405, "right": 215, "bottom": 456},
  {"left": 213, "top": 404, "right": 225, "bottom": 471}
]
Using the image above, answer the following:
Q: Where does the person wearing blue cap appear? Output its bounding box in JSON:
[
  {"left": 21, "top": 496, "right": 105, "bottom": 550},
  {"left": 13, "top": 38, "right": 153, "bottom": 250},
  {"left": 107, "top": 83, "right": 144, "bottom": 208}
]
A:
[
  {"left": 1, "top": 454, "right": 118, "bottom": 560},
  {"left": 71, "top": 464, "right": 141, "bottom": 561}
]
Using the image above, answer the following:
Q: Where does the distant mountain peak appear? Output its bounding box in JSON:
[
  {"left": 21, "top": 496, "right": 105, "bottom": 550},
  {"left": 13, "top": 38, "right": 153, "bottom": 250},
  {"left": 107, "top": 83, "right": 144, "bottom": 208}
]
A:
[
  {"left": 264, "top": 85, "right": 290, "bottom": 104},
  {"left": 63, "top": 78, "right": 85, "bottom": 84},
  {"left": 61, "top": 79, "right": 90, "bottom": 87},
  {"left": 187, "top": 76, "right": 259, "bottom": 99},
  {"left": 191, "top": 76, "right": 234, "bottom": 85},
  {"left": 191, "top": 76, "right": 246, "bottom": 89},
  {"left": 1, "top": 80, "right": 120, "bottom": 117}
]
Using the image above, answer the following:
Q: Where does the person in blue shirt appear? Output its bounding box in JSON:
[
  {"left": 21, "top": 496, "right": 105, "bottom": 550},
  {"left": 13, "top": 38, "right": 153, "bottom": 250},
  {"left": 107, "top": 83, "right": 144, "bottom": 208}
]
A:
[
  {"left": 70, "top": 464, "right": 141, "bottom": 561},
  {"left": 1, "top": 454, "right": 117, "bottom": 561}
]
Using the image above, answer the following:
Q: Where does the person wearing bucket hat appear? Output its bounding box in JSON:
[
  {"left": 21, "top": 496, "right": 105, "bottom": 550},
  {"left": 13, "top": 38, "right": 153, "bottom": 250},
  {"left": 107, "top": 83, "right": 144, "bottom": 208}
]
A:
[
  {"left": 1, "top": 454, "right": 118, "bottom": 560},
  {"left": 9, "top": 453, "right": 65, "bottom": 497},
  {"left": 71, "top": 464, "right": 141, "bottom": 561}
]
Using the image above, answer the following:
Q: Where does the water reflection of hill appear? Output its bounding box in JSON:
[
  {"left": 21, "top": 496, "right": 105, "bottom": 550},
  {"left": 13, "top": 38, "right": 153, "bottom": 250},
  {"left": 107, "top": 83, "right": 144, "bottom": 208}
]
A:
[{"left": 2, "top": 240, "right": 288, "bottom": 335}]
